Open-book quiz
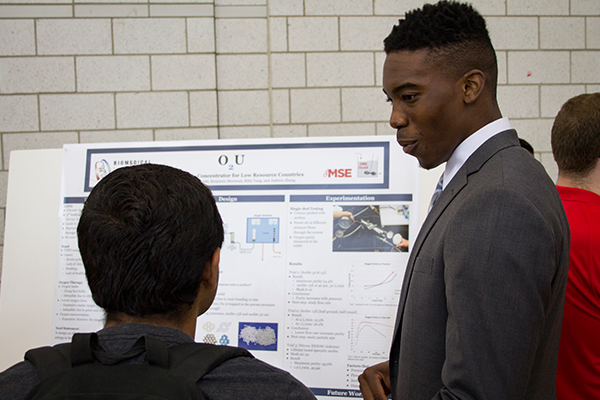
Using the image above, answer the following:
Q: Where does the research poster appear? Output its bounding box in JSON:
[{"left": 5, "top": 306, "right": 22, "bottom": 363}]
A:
[{"left": 53, "top": 136, "right": 419, "bottom": 398}]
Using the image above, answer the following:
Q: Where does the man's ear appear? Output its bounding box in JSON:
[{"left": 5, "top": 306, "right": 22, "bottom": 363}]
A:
[
  {"left": 461, "top": 69, "right": 486, "bottom": 104},
  {"left": 202, "top": 248, "right": 220, "bottom": 291}
]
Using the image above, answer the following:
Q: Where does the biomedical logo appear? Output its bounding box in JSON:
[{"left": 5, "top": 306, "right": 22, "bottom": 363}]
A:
[
  {"left": 94, "top": 159, "right": 110, "bottom": 181},
  {"left": 323, "top": 168, "right": 352, "bottom": 178}
]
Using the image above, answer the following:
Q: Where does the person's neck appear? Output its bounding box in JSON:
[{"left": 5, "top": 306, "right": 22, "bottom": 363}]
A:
[
  {"left": 557, "top": 162, "right": 600, "bottom": 197},
  {"left": 104, "top": 311, "right": 198, "bottom": 338}
]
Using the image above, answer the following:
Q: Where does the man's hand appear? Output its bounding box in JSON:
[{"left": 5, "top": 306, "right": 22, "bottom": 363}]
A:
[{"left": 358, "top": 361, "right": 391, "bottom": 400}]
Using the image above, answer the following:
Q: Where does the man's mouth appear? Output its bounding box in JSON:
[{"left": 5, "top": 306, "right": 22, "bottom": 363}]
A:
[{"left": 397, "top": 139, "right": 417, "bottom": 153}]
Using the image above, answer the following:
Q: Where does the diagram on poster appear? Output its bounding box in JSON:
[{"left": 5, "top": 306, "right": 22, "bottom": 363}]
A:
[{"left": 53, "top": 136, "right": 419, "bottom": 399}]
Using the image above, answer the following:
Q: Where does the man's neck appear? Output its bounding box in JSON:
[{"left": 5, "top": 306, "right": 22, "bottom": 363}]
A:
[
  {"left": 557, "top": 162, "right": 600, "bottom": 197},
  {"left": 104, "top": 312, "right": 197, "bottom": 338}
]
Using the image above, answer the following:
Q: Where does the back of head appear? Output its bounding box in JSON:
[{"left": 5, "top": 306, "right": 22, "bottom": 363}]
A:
[
  {"left": 552, "top": 93, "right": 600, "bottom": 178},
  {"left": 384, "top": 0, "right": 498, "bottom": 96},
  {"left": 77, "top": 164, "right": 224, "bottom": 321}
]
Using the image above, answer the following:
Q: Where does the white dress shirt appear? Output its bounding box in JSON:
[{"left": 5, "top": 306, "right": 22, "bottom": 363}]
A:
[{"left": 442, "top": 117, "right": 512, "bottom": 190}]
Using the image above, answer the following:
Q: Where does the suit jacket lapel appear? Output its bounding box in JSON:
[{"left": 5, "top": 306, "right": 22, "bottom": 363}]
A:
[{"left": 392, "top": 129, "right": 519, "bottom": 338}]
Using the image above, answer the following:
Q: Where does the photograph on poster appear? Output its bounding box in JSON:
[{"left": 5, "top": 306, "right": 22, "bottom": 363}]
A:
[{"left": 332, "top": 204, "right": 409, "bottom": 252}]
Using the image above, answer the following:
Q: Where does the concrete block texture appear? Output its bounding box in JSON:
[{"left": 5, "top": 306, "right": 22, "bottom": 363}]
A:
[
  {"left": 374, "top": 0, "right": 435, "bottom": 15},
  {"left": 272, "top": 124, "right": 307, "bottom": 137},
  {"left": 216, "top": 54, "right": 268, "bottom": 89},
  {"left": 0, "top": 95, "right": 39, "bottom": 132},
  {"left": 217, "top": 90, "right": 270, "bottom": 125},
  {"left": 116, "top": 92, "right": 189, "bottom": 128},
  {"left": 3, "top": 131, "right": 78, "bottom": 170},
  {"left": 0, "top": 172, "right": 6, "bottom": 208},
  {"left": 215, "top": 0, "right": 266, "bottom": 5},
  {"left": 187, "top": 18, "right": 215, "bottom": 53},
  {"left": 540, "top": 85, "right": 586, "bottom": 118},
  {"left": 269, "top": 17, "right": 288, "bottom": 52},
  {"left": 374, "top": 0, "right": 506, "bottom": 15},
  {"left": 272, "top": 89, "right": 289, "bottom": 123},
  {"left": 0, "top": 211, "right": 4, "bottom": 246},
  {"left": 150, "top": 4, "right": 213, "bottom": 17},
  {"left": 571, "top": 0, "right": 600, "bottom": 15},
  {"left": 291, "top": 88, "right": 340, "bottom": 123},
  {"left": 0, "top": 57, "right": 75, "bottom": 94},
  {"left": 152, "top": 54, "right": 216, "bottom": 90},
  {"left": 540, "top": 17, "right": 585, "bottom": 49},
  {"left": 37, "top": 19, "right": 112, "bottom": 55},
  {"left": 510, "top": 118, "right": 554, "bottom": 153},
  {"left": 154, "top": 127, "right": 218, "bottom": 141},
  {"left": 375, "top": 52, "right": 385, "bottom": 86},
  {"left": 3, "top": 0, "right": 69, "bottom": 4},
  {"left": 486, "top": 17, "right": 538, "bottom": 50},
  {"left": 76, "top": 0, "right": 147, "bottom": 4},
  {"left": 497, "top": 51, "right": 508, "bottom": 84},
  {"left": 219, "top": 125, "right": 271, "bottom": 138},
  {"left": 376, "top": 122, "right": 394, "bottom": 135},
  {"left": 214, "top": 5, "right": 267, "bottom": 18},
  {"left": 40, "top": 93, "right": 115, "bottom": 130},
  {"left": 306, "top": 52, "right": 374, "bottom": 87},
  {"left": 308, "top": 122, "right": 375, "bottom": 137},
  {"left": 588, "top": 18, "right": 600, "bottom": 49},
  {"left": 342, "top": 87, "right": 389, "bottom": 122},
  {"left": 150, "top": 0, "right": 212, "bottom": 4},
  {"left": 466, "top": 0, "right": 507, "bottom": 15},
  {"left": 268, "top": 0, "right": 303, "bottom": 16},
  {"left": 0, "top": 5, "right": 72, "bottom": 18},
  {"left": 288, "top": 17, "right": 339, "bottom": 52},
  {"left": 113, "top": 18, "right": 186, "bottom": 54},
  {"left": 588, "top": 85, "right": 600, "bottom": 93},
  {"left": 539, "top": 152, "right": 558, "bottom": 182},
  {"left": 0, "top": 20, "right": 35, "bottom": 56},
  {"left": 508, "top": 51, "right": 570, "bottom": 84},
  {"left": 76, "top": 56, "right": 150, "bottom": 92},
  {"left": 79, "top": 129, "right": 153, "bottom": 143},
  {"left": 271, "top": 53, "right": 306, "bottom": 88},
  {"left": 304, "top": 0, "right": 372, "bottom": 15},
  {"left": 75, "top": 5, "right": 149, "bottom": 18},
  {"left": 507, "top": 0, "right": 569, "bottom": 15},
  {"left": 497, "top": 85, "right": 539, "bottom": 118},
  {"left": 572, "top": 52, "right": 600, "bottom": 83},
  {"left": 190, "top": 90, "right": 218, "bottom": 126},
  {"left": 340, "top": 17, "right": 400, "bottom": 51},
  {"left": 215, "top": 18, "right": 267, "bottom": 53}
]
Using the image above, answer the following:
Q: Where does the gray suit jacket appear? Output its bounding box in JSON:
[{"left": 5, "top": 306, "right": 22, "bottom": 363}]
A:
[{"left": 389, "top": 130, "right": 570, "bottom": 399}]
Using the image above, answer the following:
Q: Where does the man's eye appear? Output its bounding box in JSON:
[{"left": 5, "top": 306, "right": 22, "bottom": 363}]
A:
[{"left": 402, "top": 94, "right": 416, "bottom": 101}]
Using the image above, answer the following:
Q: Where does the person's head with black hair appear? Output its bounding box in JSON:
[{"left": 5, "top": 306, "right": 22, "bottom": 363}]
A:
[
  {"left": 384, "top": 0, "right": 498, "bottom": 97},
  {"left": 519, "top": 138, "right": 535, "bottom": 156},
  {"left": 77, "top": 163, "right": 223, "bottom": 333},
  {"left": 382, "top": 0, "right": 502, "bottom": 169}
]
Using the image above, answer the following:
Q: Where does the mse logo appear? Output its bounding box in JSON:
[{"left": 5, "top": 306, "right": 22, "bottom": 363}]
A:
[{"left": 324, "top": 168, "right": 352, "bottom": 178}]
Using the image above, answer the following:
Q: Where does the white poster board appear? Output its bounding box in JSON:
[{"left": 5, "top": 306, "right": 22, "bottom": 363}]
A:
[{"left": 53, "top": 136, "right": 418, "bottom": 397}]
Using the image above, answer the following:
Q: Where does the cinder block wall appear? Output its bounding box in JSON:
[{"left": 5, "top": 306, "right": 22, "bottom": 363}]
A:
[{"left": 1, "top": 0, "right": 599, "bottom": 279}]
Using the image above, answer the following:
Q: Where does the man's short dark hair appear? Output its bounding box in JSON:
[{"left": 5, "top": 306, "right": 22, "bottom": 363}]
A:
[
  {"left": 519, "top": 138, "right": 534, "bottom": 155},
  {"left": 552, "top": 93, "right": 600, "bottom": 177},
  {"left": 77, "top": 164, "right": 224, "bottom": 320},
  {"left": 384, "top": 0, "right": 498, "bottom": 96}
]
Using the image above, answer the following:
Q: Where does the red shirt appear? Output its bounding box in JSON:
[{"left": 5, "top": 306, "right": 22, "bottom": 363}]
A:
[{"left": 556, "top": 186, "right": 600, "bottom": 399}]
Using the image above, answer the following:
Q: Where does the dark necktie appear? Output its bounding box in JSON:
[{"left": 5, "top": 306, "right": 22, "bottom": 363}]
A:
[{"left": 428, "top": 174, "right": 444, "bottom": 213}]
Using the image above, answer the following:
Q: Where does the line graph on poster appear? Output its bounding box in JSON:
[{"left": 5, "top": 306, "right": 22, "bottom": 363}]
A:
[
  {"left": 349, "top": 264, "right": 401, "bottom": 304},
  {"left": 348, "top": 316, "right": 394, "bottom": 358}
]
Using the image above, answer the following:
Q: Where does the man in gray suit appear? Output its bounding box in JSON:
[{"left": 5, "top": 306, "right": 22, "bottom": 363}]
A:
[{"left": 359, "top": 1, "right": 570, "bottom": 399}]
